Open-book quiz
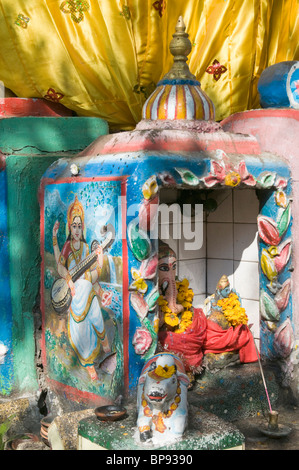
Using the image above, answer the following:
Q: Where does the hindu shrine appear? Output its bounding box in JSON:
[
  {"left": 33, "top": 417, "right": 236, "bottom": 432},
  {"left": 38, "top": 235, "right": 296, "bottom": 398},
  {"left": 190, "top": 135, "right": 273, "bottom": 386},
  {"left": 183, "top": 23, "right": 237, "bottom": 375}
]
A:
[{"left": 0, "top": 3, "right": 299, "bottom": 451}]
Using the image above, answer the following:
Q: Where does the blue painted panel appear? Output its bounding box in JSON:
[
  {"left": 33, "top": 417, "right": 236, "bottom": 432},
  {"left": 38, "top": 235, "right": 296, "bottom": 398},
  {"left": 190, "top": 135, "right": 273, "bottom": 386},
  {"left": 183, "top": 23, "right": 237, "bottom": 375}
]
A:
[{"left": 0, "top": 167, "right": 13, "bottom": 395}]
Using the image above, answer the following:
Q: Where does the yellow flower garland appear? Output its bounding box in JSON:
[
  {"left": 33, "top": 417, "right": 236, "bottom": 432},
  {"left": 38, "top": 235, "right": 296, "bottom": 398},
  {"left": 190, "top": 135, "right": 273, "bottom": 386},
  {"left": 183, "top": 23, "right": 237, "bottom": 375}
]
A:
[
  {"left": 153, "top": 365, "right": 176, "bottom": 379},
  {"left": 158, "top": 279, "right": 194, "bottom": 334},
  {"left": 217, "top": 293, "right": 248, "bottom": 326}
]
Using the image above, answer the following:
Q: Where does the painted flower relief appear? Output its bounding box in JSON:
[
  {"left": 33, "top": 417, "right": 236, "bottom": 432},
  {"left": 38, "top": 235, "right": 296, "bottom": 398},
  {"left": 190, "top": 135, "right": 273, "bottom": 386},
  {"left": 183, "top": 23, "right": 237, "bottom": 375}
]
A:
[
  {"left": 132, "top": 328, "right": 153, "bottom": 355},
  {"left": 203, "top": 153, "right": 256, "bottom": 188}
]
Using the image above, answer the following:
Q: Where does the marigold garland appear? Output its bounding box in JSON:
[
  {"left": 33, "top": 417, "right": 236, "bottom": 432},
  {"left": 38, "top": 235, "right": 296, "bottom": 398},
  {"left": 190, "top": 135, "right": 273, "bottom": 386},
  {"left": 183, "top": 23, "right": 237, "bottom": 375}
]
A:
[
  {"left": 141, "top": 385, "right": 181, "bottom": 434},
  {"left": 217, "top": 293, "right": 248, "bottom": 326},
  {"left": 158, "top": 278, "right": 194, "bottom": 333}
]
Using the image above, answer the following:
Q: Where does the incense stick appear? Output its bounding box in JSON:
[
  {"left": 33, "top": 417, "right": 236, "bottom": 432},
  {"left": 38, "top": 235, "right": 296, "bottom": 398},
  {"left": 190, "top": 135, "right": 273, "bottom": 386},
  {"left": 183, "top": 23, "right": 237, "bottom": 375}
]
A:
[{"left": 253, "top": 338, "right": 272, "bottom": 413}]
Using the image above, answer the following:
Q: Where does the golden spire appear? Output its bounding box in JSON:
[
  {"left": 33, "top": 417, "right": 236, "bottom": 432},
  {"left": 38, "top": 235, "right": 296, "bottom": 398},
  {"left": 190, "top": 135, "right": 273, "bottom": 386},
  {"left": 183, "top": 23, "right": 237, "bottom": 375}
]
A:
[{"left": 163, "top": 16, "right": 196, "bottom": 81}]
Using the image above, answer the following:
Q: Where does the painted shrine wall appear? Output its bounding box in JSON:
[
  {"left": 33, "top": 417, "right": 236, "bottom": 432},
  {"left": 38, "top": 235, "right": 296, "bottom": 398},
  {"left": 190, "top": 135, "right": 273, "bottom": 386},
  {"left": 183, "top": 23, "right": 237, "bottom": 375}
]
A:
[{"left": 0, "top": 116, "right": 109, "bottom": 398}]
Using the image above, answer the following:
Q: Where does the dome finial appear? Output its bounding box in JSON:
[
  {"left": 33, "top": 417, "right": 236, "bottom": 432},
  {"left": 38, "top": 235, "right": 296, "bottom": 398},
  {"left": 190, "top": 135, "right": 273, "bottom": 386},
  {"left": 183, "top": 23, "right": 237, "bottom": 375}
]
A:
[{"left": 163, "top": 16, "right": 196, "bottom": 81}]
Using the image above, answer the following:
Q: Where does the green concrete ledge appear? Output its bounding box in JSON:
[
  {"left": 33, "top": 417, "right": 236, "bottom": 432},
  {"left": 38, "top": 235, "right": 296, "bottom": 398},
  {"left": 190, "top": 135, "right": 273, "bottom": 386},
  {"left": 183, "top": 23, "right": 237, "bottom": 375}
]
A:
[
  {"left": 77, "top": 404, "right": 244, "bottom": 451},
  {"left": 0, "top": 117, "right": 108, "bottom": 155}
]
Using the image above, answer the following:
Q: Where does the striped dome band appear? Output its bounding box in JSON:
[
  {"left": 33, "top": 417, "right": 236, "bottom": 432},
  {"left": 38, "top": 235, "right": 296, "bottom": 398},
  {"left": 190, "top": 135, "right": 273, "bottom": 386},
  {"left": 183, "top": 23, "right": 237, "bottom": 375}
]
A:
[{"left": 142, "top": 83, "right": 215, "bottom": 121}]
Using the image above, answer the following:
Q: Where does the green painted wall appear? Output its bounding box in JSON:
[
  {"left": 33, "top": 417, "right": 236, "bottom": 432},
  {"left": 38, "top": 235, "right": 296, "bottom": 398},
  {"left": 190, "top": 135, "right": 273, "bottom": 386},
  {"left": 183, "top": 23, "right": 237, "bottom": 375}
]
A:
[
  {"left": 6, "top": 155, "right": 58, "bottom": 393},
  {"left": 1, "top": 116, "right": 108, "bottom": 395},
  {"left": 0, "top": 117, "right": 108, "bottom": 155}
]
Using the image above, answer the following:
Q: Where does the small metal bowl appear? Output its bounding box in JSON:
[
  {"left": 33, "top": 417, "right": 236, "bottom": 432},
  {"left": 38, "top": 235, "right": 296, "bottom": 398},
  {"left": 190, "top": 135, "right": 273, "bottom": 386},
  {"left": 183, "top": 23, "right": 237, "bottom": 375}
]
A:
[{"left": 94, "top": 405, "right": 127, "bottom": 422}]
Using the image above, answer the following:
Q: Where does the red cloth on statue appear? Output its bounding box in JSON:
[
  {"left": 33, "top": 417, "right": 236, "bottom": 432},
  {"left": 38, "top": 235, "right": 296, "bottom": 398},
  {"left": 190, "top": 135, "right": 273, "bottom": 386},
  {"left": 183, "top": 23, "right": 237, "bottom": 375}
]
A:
[
  {"left": 158, "top": 308, "right": 207, "bottom": 373},
  {"left": 203, "top": 319, "right": 258, "bottom": 363}
]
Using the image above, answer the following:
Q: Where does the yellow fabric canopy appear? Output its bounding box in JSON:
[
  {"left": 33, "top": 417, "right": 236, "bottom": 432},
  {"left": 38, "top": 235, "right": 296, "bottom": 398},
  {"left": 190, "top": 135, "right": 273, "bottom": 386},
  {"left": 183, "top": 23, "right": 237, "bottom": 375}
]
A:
[{"left": 0, "top": 0, "right": 298, "bottom": 131}]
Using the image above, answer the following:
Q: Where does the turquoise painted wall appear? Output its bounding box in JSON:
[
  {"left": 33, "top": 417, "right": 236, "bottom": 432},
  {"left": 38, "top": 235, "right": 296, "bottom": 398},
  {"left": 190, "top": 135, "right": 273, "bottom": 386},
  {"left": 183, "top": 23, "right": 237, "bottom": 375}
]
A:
[{"left": 0, "top": 116, "right": 108, "bottom": 396}]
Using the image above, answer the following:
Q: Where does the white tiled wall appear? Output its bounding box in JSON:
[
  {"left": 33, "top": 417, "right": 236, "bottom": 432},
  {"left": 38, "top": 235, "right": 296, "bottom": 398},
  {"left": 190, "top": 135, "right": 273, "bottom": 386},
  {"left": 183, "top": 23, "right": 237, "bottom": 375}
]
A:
[{"left": 158, "top": 188, "right": 261, "bottom": 341}]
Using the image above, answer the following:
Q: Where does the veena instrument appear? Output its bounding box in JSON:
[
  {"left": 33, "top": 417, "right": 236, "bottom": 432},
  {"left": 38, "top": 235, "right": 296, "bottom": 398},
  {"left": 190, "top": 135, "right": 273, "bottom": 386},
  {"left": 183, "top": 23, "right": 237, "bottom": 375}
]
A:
[{"left": 51, "top": 224, "right": 114, "bottom": 314}]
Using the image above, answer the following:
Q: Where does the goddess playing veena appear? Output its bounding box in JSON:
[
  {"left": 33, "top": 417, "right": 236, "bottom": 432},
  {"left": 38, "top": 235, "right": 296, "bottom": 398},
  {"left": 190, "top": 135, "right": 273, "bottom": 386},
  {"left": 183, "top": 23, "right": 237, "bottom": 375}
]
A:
[{"left": 52, "top": 195, "right": 111, "bottom": 381}]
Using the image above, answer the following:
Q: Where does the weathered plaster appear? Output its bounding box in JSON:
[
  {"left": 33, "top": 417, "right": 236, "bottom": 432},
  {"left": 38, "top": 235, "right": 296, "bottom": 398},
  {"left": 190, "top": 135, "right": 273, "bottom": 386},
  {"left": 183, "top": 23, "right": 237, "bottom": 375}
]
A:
[
  {"left": 0, "top": 116, "right": 108, "bottom": 397},
  {"left": 221, "top": 109, "right": 299, "bottom": 333}
]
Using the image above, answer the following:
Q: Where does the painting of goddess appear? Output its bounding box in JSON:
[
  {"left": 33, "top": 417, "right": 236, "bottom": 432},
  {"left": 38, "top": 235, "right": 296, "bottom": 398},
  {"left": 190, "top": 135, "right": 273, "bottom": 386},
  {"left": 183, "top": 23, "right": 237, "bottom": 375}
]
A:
[{"left": 52, "top": 195, "right": 112, "bottom": 381}]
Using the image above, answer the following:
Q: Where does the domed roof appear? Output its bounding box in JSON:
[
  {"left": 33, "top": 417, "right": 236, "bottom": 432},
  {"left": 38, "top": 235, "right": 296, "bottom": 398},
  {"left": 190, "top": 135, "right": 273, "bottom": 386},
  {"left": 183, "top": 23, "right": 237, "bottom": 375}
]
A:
[{"left": 142, "top": 17, "right": 215, "bottom": 122}]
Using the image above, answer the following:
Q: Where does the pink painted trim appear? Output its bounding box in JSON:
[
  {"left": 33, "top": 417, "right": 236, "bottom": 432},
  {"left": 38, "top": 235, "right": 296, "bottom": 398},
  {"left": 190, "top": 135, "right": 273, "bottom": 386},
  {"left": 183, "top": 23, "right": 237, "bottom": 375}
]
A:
[
  {"left": 93, "top": 133, "right": 260, "bottom": 156},
  {"left": 0, "top": 97, "right": 72, "bottom": 117},
  {"left": 221, "top": 108, "right": 299, "bottom": 128}
]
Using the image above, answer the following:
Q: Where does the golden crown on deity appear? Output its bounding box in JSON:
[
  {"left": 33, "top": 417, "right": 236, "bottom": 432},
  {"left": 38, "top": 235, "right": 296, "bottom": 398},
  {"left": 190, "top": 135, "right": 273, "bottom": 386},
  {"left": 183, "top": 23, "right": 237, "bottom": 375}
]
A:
[{"left": 67, "top": 195, "right": 85, "bottom": 229}]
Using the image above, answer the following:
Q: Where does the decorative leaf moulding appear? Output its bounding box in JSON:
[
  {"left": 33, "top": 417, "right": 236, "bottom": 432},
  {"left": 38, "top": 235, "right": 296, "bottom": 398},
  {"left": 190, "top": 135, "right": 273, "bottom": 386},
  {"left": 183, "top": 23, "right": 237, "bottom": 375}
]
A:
[
  {"left": 142, "top": 175, "right": 158, "bottom": 200},
  {"left": 145, "top": 286, "right": 160, "bottom": 311},
  {"left": 258, "top": 207, "right": 291, "bottom": 246},
  {"left": 275, "top": 278, "right": 291, "bottom": 312},
  {"left": 272, "top": 238, "right": 292, "bottom": 273},
  {"left": 130, "top": 291, "right": 149, "bottom": 320},
  {"left": 201, "top": 149, "right": 289, "bottom": 190},
  {"left": 273, "top": 318, "right": 295, "bottom": 359},
  {"left": 201, "top": 152, "right": 256, "bottom": 188},
  {"left": 260, "top": 290, "right": 280, "bottom": 322},
  {"left": 258, "top": 215, "right": 282, "bottom": 246},
  {"left": 275, "top": 176, "right": 288, "bottom": 189},
  {"left": 129, "top": 268, "right": 148, "bottom": 294},
  {"left": 261, "top": 248, "right": 278, "bottom": 282},
  {"left": 261, "top": 239, "right": 292, "bottom": 281},
  {"left": 175, "top": 168, "right": 200, "bottom": 186},
  {"left": 257, "top": 173, "right": 288, "bottom": 190},
  {"left": 256, "top": 171, "right": 277, "bottom": 189},
  {"left": 140, "top": 253, "right": 158, "bottom": 280},
  {"left": 277, "top": 203, "right": 291, "bottom": 237},
  {"left": 127, "top": 220, "right": 151, "bottom": 261},
  {"left": 158, "top": 172, "right": 176, "bottom": 186},
  {"left": 275, "top": 190, "right": 288, "bottom": 208},
  {"left": 139, "top": 194, "right": 159, "bottom": 232},
  {"left": 265, "top": 321, "right": 278, "bottom": 332}
]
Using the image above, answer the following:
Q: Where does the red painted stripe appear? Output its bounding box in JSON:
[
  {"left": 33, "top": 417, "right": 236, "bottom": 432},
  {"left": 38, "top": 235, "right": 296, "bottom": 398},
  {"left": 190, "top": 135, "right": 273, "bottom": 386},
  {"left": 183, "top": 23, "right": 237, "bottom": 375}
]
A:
[
  {"left": 42, "top": 175, "right": 126, "bottom": 186},
  {"left": 39, "top": 179, "right": 47, "bottom": 368},
  {"left": 46, "top": 377, "right": 114, "bottom": 406},
  {"left": 121, "top": 179, "right": 130, "bottom": 396}
]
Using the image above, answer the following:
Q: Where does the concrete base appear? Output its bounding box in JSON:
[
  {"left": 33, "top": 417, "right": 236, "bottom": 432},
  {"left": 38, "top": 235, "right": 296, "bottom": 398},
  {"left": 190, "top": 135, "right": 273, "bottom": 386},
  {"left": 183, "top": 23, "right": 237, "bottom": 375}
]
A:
[
  {"left": 77, "top": 403, "right": 245, "bottom": 451},
  {"left": 190, "top": 363, "right": 280, "bottom": 421},
  {"left": 47, "top": 408, "right": 95, "bottom": 450}
]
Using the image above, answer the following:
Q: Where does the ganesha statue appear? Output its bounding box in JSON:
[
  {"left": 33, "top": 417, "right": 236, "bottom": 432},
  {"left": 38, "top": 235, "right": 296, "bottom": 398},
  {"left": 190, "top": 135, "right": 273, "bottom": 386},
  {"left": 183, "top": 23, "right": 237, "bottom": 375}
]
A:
[
  {"left": 157, "top": 242, "right": 207, "bottom": 384},
  {"left": 136, "top": 352, "right": 189, "bottom": 444},
  {"left": 203, "top": 275, "right": 258, "bottom": 369}
]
